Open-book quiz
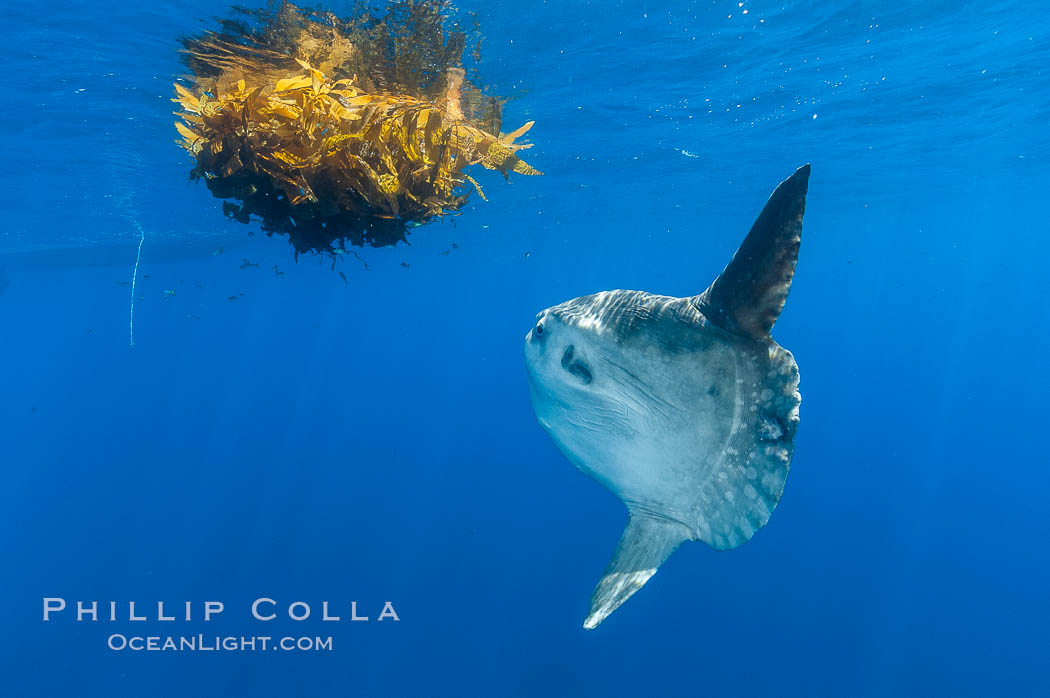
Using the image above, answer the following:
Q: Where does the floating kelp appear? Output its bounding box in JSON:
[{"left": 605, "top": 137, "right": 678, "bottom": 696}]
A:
[{"left": 174, "top": 1, "right": 540, "bottom": 257}]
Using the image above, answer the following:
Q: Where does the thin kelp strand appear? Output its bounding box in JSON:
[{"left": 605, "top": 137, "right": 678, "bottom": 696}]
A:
[{"left": 129, "top": 224, "right": 145, "bottom": 348}]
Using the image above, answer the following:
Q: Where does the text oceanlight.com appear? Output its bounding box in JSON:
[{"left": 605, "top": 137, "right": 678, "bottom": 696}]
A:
[{"left": 107, "top": 634, "right": 333, "bottom": 652}]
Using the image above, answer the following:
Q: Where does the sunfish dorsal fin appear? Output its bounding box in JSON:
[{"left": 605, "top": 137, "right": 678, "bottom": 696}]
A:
[
  {"left": 584, "top": 513, "right": 690, "bottom": 630},
  {"left": 697, "top": 164, "right": 810, "bottom": 340}
]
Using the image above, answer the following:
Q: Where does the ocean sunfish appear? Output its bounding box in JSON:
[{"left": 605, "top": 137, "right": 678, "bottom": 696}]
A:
[{"left": 524, "top": 165, "right": 810, "bottom": 629}]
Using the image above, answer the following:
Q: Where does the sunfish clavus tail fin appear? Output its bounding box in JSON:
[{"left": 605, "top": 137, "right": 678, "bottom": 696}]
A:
[
  {"left": 697, "top": 163, "right": 810, "bottom": 340},
  {"left": 584, "top": 513, "right": 690, "bottom": 630}
]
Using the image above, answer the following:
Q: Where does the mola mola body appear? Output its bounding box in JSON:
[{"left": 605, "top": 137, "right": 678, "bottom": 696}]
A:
[{"left": 524, "top": 165, "right": 810, "bottom": 629}]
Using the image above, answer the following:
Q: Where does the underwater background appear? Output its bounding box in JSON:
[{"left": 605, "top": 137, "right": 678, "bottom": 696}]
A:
[{"left": 2, "top": 0, "right": 1049, "bottom": 695}]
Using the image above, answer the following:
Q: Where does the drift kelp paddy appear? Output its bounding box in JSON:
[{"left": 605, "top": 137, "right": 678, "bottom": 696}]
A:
[{"left": 173, "top": 0, "right": 541, "bottom": 257}]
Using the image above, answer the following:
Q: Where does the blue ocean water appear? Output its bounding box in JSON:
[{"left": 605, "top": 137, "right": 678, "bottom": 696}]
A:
[{"left": 2, "top": 0, "right": 1049, "bottom": 695}]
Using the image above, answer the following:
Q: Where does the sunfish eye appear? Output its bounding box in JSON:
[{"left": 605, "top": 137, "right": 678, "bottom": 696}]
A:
[{"left": 535, "top": 323, "right": 544, "bottom": 337}]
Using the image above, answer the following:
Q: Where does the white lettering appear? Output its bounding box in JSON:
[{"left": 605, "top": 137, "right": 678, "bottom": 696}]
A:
[
  {"left": 204, "top": 601, "right": 224, "bottom": 621},
  {"left": 77, "top": 601, "right": 97, "bottom": 622},
  {"left": 42, "top": 598, "right": 66, "bottom": 621},
  {"left": 288, "top": 602, "right": 310, "bottom": 621},
  {"left": 378, "top": 602, "right": 400, "bottom": 621},
  {"left": 128, "top": 602, "right": 146, "bottom": 621},
  {"left": 252, "top": 598, "right": 276, "bottom": 621},
  {"left": 157, "top": 602, "right": 174, "bottom": 621},
  {"left": 322, "top": 601, "right": 340, "bottom": 621},
  {"left": 350, "top": 601, "right": 368, "bottom": 621},
  {"left": 108, "top": 633, "right": 127, "bottom": 650}
]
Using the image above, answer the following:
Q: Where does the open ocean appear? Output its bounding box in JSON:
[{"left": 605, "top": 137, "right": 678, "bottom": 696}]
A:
[{"left": 2, "top": 0, "right": 1049, "bottom": 695}]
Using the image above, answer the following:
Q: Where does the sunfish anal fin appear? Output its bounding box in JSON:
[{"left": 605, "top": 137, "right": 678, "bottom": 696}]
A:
[{"left": 584, "top": 512, "right": 689, "bottom": 630}]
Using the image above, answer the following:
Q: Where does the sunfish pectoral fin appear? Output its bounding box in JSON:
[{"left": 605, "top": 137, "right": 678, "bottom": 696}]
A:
[
  {"left": 696, "top": 163, "right": 810, "bottom": 340},
  {"left": 583, "top": 512, "right": 690, "bottom": 630}
]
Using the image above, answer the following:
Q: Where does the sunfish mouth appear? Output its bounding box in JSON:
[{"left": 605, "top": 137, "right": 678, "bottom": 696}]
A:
[{"left": 561, "top": 345, "right": 593, "bottom": 385}]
